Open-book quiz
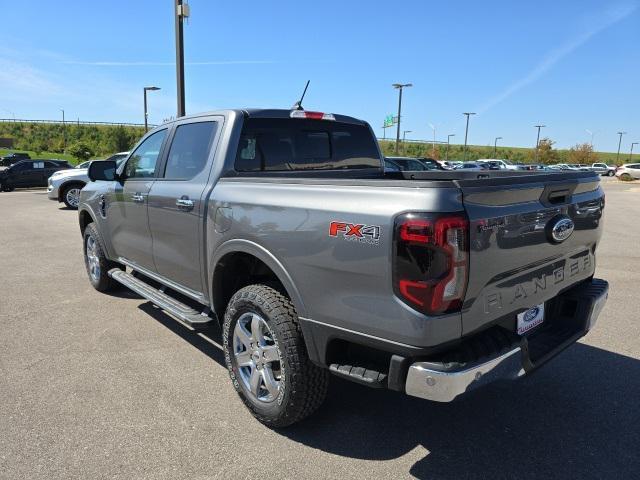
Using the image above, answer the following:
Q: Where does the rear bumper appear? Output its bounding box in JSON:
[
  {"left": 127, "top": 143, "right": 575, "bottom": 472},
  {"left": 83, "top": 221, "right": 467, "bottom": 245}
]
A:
[{"left": 405, "top": 278, "right": 608, "bottom": 402}]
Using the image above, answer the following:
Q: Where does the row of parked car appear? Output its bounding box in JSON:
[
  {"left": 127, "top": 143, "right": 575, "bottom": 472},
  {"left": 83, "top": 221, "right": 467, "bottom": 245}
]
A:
[
  {"left": 0, "top": 151, "right": 128, "bottom": 208},
  {"left": 384, "top": 156, "right": 640, "bottom": 179}
]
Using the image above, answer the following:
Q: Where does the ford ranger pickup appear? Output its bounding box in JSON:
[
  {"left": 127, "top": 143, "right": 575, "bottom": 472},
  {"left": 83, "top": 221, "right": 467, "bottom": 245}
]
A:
[{"left": 78, "top": 108, "right": 608, "bottom": 427}]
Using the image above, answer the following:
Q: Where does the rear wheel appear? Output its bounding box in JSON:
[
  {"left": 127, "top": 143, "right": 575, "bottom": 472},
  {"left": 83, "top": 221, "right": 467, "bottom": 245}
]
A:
[
  {"left": 223, "top": 284, "right": 329, "bottom": 427},
  {"left": 62, "top": 183, "right": 83, "bottom": 209},
  {"left": 83, "top": 223, "right": 120, "bottom": 291}
]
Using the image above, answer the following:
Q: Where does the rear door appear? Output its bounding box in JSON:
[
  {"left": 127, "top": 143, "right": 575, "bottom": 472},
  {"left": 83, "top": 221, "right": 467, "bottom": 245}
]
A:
[
  {"left": 106, "top": 128, "right": 168, "bottom": 271},
  {"left": 147, "top": 117, "right": 221, "bottom": 293},
  {"left": 458, "top": 172, "right": 604, "bottom": 336}
]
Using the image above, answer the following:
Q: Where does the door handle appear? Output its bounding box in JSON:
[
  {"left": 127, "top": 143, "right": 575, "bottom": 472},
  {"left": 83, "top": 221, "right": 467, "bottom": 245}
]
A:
[
  {"left": 176, "top": 197, "right": 194, "bottom": 211},
  {"left": 131, "top": 193, "right": 144, "bottom": 203}
]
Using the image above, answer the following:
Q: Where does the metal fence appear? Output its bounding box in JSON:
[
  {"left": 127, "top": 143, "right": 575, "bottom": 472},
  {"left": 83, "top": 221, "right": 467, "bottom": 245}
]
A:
[{"left": 0, "top": 118, "right": 148, "bottom": 128}]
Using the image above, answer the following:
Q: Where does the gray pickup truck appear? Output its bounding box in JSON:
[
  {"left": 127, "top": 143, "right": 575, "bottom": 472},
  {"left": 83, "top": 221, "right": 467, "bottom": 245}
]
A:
[{"left": 79, "top": 108, "right": 608, "bottom": 427}]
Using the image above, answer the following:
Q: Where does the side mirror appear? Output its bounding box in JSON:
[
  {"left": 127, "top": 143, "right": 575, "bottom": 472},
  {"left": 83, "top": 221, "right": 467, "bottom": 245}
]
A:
[{"left": 88, "top": 160, "right": 118, "bottom": 182}]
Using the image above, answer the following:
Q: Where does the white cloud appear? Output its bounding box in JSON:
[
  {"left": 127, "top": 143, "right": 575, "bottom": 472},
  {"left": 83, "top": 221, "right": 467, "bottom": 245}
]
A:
[{"left": 476, "top": 2, "right": 637, "bottom": 115}]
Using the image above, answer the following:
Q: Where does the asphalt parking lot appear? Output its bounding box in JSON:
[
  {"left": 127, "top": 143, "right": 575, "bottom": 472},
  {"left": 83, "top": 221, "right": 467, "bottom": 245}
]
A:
[{"left": 1, "top": 178, "right": 638, "bottom": 480}]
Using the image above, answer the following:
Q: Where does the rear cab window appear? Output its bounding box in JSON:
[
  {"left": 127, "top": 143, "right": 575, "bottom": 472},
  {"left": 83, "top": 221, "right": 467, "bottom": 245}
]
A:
[{"left": 234, "top": 118, "right": 381, "bottom": 172}]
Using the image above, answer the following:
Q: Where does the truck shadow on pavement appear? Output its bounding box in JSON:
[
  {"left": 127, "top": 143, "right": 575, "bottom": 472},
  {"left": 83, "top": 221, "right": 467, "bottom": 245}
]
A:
[{"left": 139, "top": 303, "right": 639, "bottom": 479}]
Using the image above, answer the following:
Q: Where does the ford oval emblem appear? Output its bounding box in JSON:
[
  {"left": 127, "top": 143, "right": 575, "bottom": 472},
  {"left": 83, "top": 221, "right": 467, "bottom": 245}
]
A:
[
  {"left": 547, "top": 216, "right": 575, "bottom": 243},
  {"left": 523, "top": 307, "right": 539, "bottom": 323}
]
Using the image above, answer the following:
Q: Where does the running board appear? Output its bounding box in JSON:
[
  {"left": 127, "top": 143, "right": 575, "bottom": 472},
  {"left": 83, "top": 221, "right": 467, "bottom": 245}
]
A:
[{"left": 108, "top": 268, "right": 216, "bottom": 329}]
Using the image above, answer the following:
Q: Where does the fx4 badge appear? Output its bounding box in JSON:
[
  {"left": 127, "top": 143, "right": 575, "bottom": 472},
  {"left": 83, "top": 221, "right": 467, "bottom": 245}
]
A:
[{"left": 329, "top": 221, "right": 381, "bottom": 245}]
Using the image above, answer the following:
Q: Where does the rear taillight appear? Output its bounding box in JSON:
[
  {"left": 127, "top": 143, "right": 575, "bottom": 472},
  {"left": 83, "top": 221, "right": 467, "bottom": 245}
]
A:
[{"left": 393, "top": 213, "right": 469, "bottom": 315}]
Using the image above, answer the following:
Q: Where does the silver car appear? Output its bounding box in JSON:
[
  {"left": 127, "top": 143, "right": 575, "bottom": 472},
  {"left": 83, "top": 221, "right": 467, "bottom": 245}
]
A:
[{"left": 48, "top": 152, "right": 128, "bottom": 208}]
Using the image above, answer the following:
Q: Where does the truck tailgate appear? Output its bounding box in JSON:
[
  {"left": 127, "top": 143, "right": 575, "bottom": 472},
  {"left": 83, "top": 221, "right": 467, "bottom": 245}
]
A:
[{"left": 457, "top": 172, "right": 604, "bottom": 336}]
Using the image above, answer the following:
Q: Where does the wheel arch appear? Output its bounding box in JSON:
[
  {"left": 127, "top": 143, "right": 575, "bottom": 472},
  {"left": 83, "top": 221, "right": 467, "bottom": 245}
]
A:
[
  {"left": 210, "top": 240, "right": 307, "bottom": 320},
  {"left": 58, "top": 180, "right": 86, "bottom": 202}
]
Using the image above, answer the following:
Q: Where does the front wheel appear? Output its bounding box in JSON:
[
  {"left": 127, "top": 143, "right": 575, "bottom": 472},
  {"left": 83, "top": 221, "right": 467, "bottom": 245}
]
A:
[
  {"left": 607, "top": 170, "right": 615, "bottom": 177},
  {"left": 223, "top": 284, "right": 329, "bottom": 427},
  {"left": 62, "top": 183, "right": 83, "bottom": 209},
  {"left": 83, "top": 223, "right": 120, "bottom": 291},
  {"left": 0, "top": 181, "right": 14, "bottom": 192}
]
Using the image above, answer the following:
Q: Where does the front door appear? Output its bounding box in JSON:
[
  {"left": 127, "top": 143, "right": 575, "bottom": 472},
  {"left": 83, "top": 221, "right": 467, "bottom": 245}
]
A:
[
  {"left": 107, "top": 129, "right": 168, "bottom": 271},
  {"left": 147, "top": 118, "right": 220, "bottom": 293}
]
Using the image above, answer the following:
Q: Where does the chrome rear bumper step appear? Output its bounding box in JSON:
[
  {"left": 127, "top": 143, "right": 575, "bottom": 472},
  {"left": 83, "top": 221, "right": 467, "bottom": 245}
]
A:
[{"left": 108, "top": 268, "right": 216, "bottom": 329}]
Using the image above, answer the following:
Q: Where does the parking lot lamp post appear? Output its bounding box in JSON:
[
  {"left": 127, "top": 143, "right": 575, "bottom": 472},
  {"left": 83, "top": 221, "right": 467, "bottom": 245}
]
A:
[
  {"left": 494, "top": 136, "right": 502, "bottom": 157},
  {"left": 403, "top": 130, "right": 412, "bottom": 154},
  {"left": 616, "top": 131, "right": 626, "bottom": 164},
  {"left": 61, "top": 109, "right": 66, "bottom": 151},
  {"left": 144, "top": 86, "right": 161, "bottom": 132},
  {"left": 462, "top": 112, "right": 475, "bottom": 161},
  {"left": 630, "top": 142, "right": 638, "bottom": 162},
  {"left": 175, "top": 0, "right": 189, "bottom": 117},
  {"left": 446, "top": 134, "right": 455, "bottom": 161},
  {"left": 392, "top": 83, "right": 412, "bottom": 154},
  {"left": 534, "top": 125, "right": 545, "bottom": 162}
]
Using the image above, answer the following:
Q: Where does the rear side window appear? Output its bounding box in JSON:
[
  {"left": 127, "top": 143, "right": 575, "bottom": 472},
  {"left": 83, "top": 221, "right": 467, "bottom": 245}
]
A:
[
  {"left": 235, "top": 118, "right": 380, "bottom": 172},
  {"left": 163, "top": 122, "right": 217, "bottom": 180}
]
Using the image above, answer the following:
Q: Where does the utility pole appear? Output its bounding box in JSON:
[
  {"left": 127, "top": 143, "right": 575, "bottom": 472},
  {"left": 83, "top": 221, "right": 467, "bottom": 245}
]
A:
[
  {"left": 392, "top": 83, "right": 412, "bottom": 154},
  {"left": 616, "top": 131, "right": 626, "bottom": 164},
  {"left": 534, "top": 124, "right": 546, "bottom": 162},
  {"left": 494, "top": 136, "right": 502, "bottom": 157},
  {"left": 175, "top": 0, "right": 189, "bottom": 117},
  {"left": 462, "top": 112, "right": 475, "bottom": 161},
  {"left": 629, "top": 142, "right": 638, "bottom": 162},
  {"left": 446, "top": 134, "right": 455, "bottom": 161}
]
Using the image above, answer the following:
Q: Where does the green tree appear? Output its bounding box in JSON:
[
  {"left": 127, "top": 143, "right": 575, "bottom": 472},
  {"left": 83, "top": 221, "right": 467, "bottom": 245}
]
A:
[
  {"left": 68, "top": 141, "right": 94, "bottom": 161},
  {"left": 530, "top": 138, "right": 558, "bottom": 164},
  {"left": 568, "top": 142, "right": 595, "bottom": 164}
]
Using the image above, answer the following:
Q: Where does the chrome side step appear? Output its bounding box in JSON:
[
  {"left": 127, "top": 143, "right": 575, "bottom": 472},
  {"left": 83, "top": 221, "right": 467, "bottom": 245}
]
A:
[{"left": 108, "top": 268, "right": 216, "bottom": 330}]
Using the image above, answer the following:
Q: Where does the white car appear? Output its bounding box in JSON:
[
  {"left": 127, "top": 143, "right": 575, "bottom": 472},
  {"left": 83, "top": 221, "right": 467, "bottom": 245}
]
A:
[
  {"left": 615, "top": 163, "right": 640, "bottom": 180},
  {"left": 47, "top": 152, "right": 128, "bottom": 208},
  {"left": 590, "top": 163, "right": 616, "bottom": 176},
  {"left": 476, "top": 158, "right": 519, "bottom": 170}
]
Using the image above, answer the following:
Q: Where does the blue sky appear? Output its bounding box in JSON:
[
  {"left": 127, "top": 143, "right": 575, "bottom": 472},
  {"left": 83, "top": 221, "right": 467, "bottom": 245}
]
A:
[{"left": 0, "top": 0, "right": 638, "bottom": 152}]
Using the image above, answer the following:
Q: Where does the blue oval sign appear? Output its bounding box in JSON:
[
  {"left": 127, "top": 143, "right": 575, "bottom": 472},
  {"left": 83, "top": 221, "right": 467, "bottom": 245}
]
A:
[{"left": 548, "top": 216, "right": 575, "bottom": 243}]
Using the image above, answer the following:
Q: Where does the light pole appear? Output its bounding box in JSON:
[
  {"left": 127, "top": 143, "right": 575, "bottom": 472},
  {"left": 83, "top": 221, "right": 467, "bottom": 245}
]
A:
[
  {"left": 61, "top": 109, "right": 66, "bottom": 152},
  {"left": 428, "top": 123, "right": 437, "bottom": 156},
  {"left": 175, "top": 0, "right": 189, "bottom": 117},
  {"left": 143, "top": 86, "right": 161, "bottom": 132},
  {"left": 616, "top": 131, "right": 626, "bottom": 164},
  {"left": 586, "top": 129, "right": 595, "bottom": 148},
  {"left": 462, "top": 112, "right": 475, "bottom": 161},
  {"left": 446, "top": 134, "right": 455, "bottom": 161},
  {"left": 494, "top": 136, "right": 502, "bottom": 157},
  {"left": 403, "top": 130, "right": 412, "bottom": 154},
  {"left": 392, "top": 83, "right": 412, "bottom": 154},
  {"left": 630, "top": 142, "right": 638, "bottom": 162},
  {"left": 534, "top": 124, "right": 546, "bottom": 162}
]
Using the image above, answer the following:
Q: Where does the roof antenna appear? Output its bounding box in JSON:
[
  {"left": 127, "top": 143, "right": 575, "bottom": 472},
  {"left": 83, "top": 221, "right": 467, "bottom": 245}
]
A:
[{"left": 292, "top": 80, "right": 310, "bottom": 110}]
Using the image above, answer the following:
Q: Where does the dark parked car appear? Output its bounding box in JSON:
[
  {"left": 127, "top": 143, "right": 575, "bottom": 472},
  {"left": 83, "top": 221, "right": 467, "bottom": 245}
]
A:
[
  {"left": 0, "top": 152, "right": 31, "bottom": 167},
  {"left": 385, "top": 156, "right": 444, "bottom": 171},
  {"left": 0, "top": 159, "right": 73, "bottom": 191}
]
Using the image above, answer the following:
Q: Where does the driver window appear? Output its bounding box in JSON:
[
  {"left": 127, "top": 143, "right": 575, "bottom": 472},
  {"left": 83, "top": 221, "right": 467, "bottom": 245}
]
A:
[{"left": 124, "top": 129, "right": 167, "bottom": 179}]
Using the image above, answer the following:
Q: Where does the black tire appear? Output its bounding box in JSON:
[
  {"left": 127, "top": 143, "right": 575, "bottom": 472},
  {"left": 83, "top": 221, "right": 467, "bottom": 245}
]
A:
[
  {"left": 83, "top": 222, "right": 120, "bottom": 292},
  {"left": 223, "top": 284, "right": 329, "bottom": 427},
  {"left": 607, "top": 170, "right": 615, "bottom": 177},
  {"left": 62, "top": 183, "right": 84, "bottom": 209},
  {"left": 0, "top": 181, "right": 14, "bottom": 192}
]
